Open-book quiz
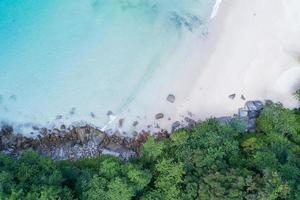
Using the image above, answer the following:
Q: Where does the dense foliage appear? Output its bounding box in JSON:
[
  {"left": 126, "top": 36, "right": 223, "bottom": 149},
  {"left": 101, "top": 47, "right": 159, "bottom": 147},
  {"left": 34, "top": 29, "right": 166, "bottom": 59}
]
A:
[{"left": 1, "top": 102, "right": 300, "bottom": 199}]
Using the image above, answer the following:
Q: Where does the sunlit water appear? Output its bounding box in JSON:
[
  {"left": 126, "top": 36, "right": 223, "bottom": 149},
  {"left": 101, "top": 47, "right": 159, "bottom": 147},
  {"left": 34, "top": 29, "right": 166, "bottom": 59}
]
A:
[{"left": 0, "top": 0, "right": 216, "bottom": 136}]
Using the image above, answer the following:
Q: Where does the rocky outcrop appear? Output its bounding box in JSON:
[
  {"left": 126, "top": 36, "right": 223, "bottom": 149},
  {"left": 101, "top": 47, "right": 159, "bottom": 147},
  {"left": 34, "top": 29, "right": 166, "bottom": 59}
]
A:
[
  {"left": 218, "top": 100, "right": 264, "bottom": 132},
  {"left": 0, "top": 100, "right": 265, "bottom": 160},
  {"left": 0, "top": 126, "right": 150, "bottom": 160}
]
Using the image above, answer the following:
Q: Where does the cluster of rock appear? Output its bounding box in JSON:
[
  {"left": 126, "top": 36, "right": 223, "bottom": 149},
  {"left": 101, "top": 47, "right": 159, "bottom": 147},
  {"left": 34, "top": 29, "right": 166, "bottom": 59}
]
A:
[
  {"left": 217, "top": 100, "right": 264, "bottom": 132},
  {"left": 0, "top": 100, "right": 265, "bottom": 160},
  {"left": 0, "top": 126, "right": 149, "bottom": 160}
]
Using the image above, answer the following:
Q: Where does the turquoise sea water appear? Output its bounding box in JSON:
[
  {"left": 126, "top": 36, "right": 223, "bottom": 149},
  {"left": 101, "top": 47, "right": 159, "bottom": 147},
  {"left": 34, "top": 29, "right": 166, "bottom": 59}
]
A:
[{"left": 0, "top": 0, "right": 215, "bottom": 135}]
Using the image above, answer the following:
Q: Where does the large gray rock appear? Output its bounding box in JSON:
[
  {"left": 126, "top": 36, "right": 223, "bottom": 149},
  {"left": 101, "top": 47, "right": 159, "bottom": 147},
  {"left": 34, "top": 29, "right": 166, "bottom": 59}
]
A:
[
  {"left": 245, "top": 101, "right": 264, "bottom": 111},
  {"left": 247, "top": 118, "right": 256, "bottom": 132},
  {"left": 238, "top": 108, "right": 248, "bottom": 118}
]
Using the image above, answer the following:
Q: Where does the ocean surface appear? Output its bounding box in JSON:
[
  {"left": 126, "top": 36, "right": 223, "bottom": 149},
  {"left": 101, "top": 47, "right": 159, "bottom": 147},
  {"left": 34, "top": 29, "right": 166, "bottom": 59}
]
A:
[{"left": 0, "top": 0, "right": 216, "bottom": 136}]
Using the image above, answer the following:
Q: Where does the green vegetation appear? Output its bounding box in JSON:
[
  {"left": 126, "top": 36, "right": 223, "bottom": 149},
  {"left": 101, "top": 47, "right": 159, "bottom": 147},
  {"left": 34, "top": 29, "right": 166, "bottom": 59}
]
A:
[
  {"left": 1, "top": 102, "right": 300, "bottom": 199},
  {"left": 294, "top": 89, "right": 300, "bottom": 101}
]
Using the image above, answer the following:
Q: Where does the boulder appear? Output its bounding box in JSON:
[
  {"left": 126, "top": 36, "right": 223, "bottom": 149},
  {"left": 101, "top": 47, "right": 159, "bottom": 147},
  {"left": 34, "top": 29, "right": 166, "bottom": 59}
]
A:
[
  {"left": 155, "top": 113, "right": 164, "bottom": 119},
  {"left": 238, "top": 108, "right": 248, "bottom": 118},
  {"left": 171, "top": 121, "right": 181, "bottom": 132},
  {"left": 245, "top": 101, "right": 264, "bottom": 111},
  {"left": 166, "top": 94, "right": 176, "bottom": 103},
  {"left": 132, "top": 121, "right": 139, "bottom": 127}
]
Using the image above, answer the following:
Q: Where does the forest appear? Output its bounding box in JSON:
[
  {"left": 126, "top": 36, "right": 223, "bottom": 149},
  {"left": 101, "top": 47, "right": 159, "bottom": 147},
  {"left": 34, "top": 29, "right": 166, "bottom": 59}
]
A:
[{"left": 0, "top": 101, "right": 300, "bottom": 199}]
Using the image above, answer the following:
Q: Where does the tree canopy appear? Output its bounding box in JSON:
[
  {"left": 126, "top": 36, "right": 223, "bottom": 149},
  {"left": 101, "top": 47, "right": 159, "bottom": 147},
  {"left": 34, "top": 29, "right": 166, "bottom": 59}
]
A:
[{"left": 1, "top": 102, "right": 300, "bottom": 199}]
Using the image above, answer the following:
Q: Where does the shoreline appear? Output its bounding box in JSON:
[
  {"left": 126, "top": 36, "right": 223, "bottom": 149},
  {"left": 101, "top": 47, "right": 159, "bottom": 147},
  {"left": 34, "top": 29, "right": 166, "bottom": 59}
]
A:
[
  {"left": 0, "top": 100, "right": 265, "bottom": 160},
  {"left": 1, "top": 0, "right": 299, "bottom": 139}
]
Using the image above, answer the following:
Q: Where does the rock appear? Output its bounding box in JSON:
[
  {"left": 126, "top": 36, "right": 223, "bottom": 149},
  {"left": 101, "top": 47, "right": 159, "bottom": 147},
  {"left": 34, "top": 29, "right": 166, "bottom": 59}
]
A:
[
  {"left": 241, "top": 95, "right": 246, "bottom": 101},
  {"left": 245, "top": 101, "right": 264, "bottom": 111},
  {"left": 155, "top": 113, "right": 164, "bottom": 119},
  {"left": 69, "top": 107, "right": 76, "bottom": 115},
  {"left": 228, "top": 94, "right": 236, "bottom": 100},
  {"left": 166, "top": 94, "right": 176, "bottom": 103},
  {"left": 248, "top": 110, "right": 259, "bottom": 119},
  {"left": 217, "top": 116, "right": 233, "bottom": 124},
  {"left": 238, "top": 108, "right": 248, "bottom": 118},
  {"left": 184, "top": 117, "right": 196, "bottom": 127},
  {"left": 56, "top": 115, "right": 63, "bottom": 120},
  {"left": 60, "top": 124, "right": 66, "bottom": 130},
  {"left": 247, "top": 118, "right": 256, "bottom": 132},
  {"left": 132, "top": 121, "right": 139, "bottom": 127},
  {"left": 171, "top": 121, "right": 181, "bottom": 132},
  {"left": 253, "top": 101, "right": 264, "bottom": 110},
  {"left": 90, "top": 112, "right": 96, "bottom": 118},
  {"left": 118, "top": 119, "right": 124, "bottom": 128},
  {"left": 107, "top": 110, "right": 113, "bottom": 116}
]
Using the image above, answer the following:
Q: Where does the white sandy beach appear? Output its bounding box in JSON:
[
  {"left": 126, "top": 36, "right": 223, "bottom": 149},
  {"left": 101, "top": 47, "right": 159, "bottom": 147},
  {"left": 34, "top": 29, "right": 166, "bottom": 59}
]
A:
[
  {"left": 125, "top": 0, "right": 300, "bottom": 134},
  {"left": 178, "top": 0, "right": 300, "bottom": 119}
]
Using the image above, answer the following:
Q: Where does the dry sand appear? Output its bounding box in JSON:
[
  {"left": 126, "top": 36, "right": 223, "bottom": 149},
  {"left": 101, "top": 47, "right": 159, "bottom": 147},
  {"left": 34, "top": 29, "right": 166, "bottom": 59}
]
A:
[{"left": 178, "top": 0, "right": 300, "bottom": 119}]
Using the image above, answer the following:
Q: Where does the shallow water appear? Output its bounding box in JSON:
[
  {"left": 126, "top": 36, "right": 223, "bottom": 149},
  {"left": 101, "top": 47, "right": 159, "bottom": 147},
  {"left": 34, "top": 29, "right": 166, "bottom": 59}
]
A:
[{"left": 0, "top": 0, "right": 216, "bottom": 136}]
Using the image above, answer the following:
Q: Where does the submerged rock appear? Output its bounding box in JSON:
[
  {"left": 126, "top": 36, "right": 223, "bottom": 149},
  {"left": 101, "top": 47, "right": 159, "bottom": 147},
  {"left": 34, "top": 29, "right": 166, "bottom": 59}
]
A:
[
  {"left": 118, "top": 119, "right": 124, "bottom": 128},
  {"left": 132, "top": 121, "right": 139, "bottom": 127},
  {"left": 107, "top": 110, "right": 113, "bottom": 116}
]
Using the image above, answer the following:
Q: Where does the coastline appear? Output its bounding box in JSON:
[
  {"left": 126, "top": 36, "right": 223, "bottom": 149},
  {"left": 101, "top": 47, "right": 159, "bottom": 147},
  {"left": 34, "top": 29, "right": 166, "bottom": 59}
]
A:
[
  {"left": 0, "top": 100, "right": 265, "bottom": 160},
  {"left": 1, "top": 0, "right": 299, "bottom": 139}
]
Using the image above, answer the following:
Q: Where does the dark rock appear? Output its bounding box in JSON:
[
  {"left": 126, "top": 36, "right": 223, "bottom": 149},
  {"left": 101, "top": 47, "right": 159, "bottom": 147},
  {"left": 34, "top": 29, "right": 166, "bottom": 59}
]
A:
[
  {"left": 241, "top": 95, "right": 246, "bottom": 101},
  {"left": 69, "top": 107, "right": 76, "bottom": 115},
  {"left": 228, "top": 94, "right": 236, "bottom": 100},
  {"left": 217, "top": 116, "right": 233, "bottom": 124},
  {"left": 171, "top": 121, "right": 181, "bottom": 132},
  {"left": 107, "top": 110, "right": 113, "bottom": 116},
  {"left": 247, "top": 118, "right": 256, "bottom": 132},
  {"left": 248, "top": 110, "right": 259, "bottom": 119},
  {"left": 184, "top": 117, "right": 196, "bottom": 127},
  {"left": 155, "top": 113, "right": 164, "bottom": 119},
  {"left": 166, "top": 94, "right": 176, "bottom": 103},
  {"left": 60, "top": 124, "right": 66, "bottom": 130},
  {"left": 132, "top": 121, "right": 139, "bottom": 127},
  {"left": 118, "top": 119, "right": 124, "bottom": 128},
  {"left": 56, "top": 115, "right": 63, "bottom": 120},
  {"left": 90, "top": 112, "right": 96, "bottom": 118}
]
